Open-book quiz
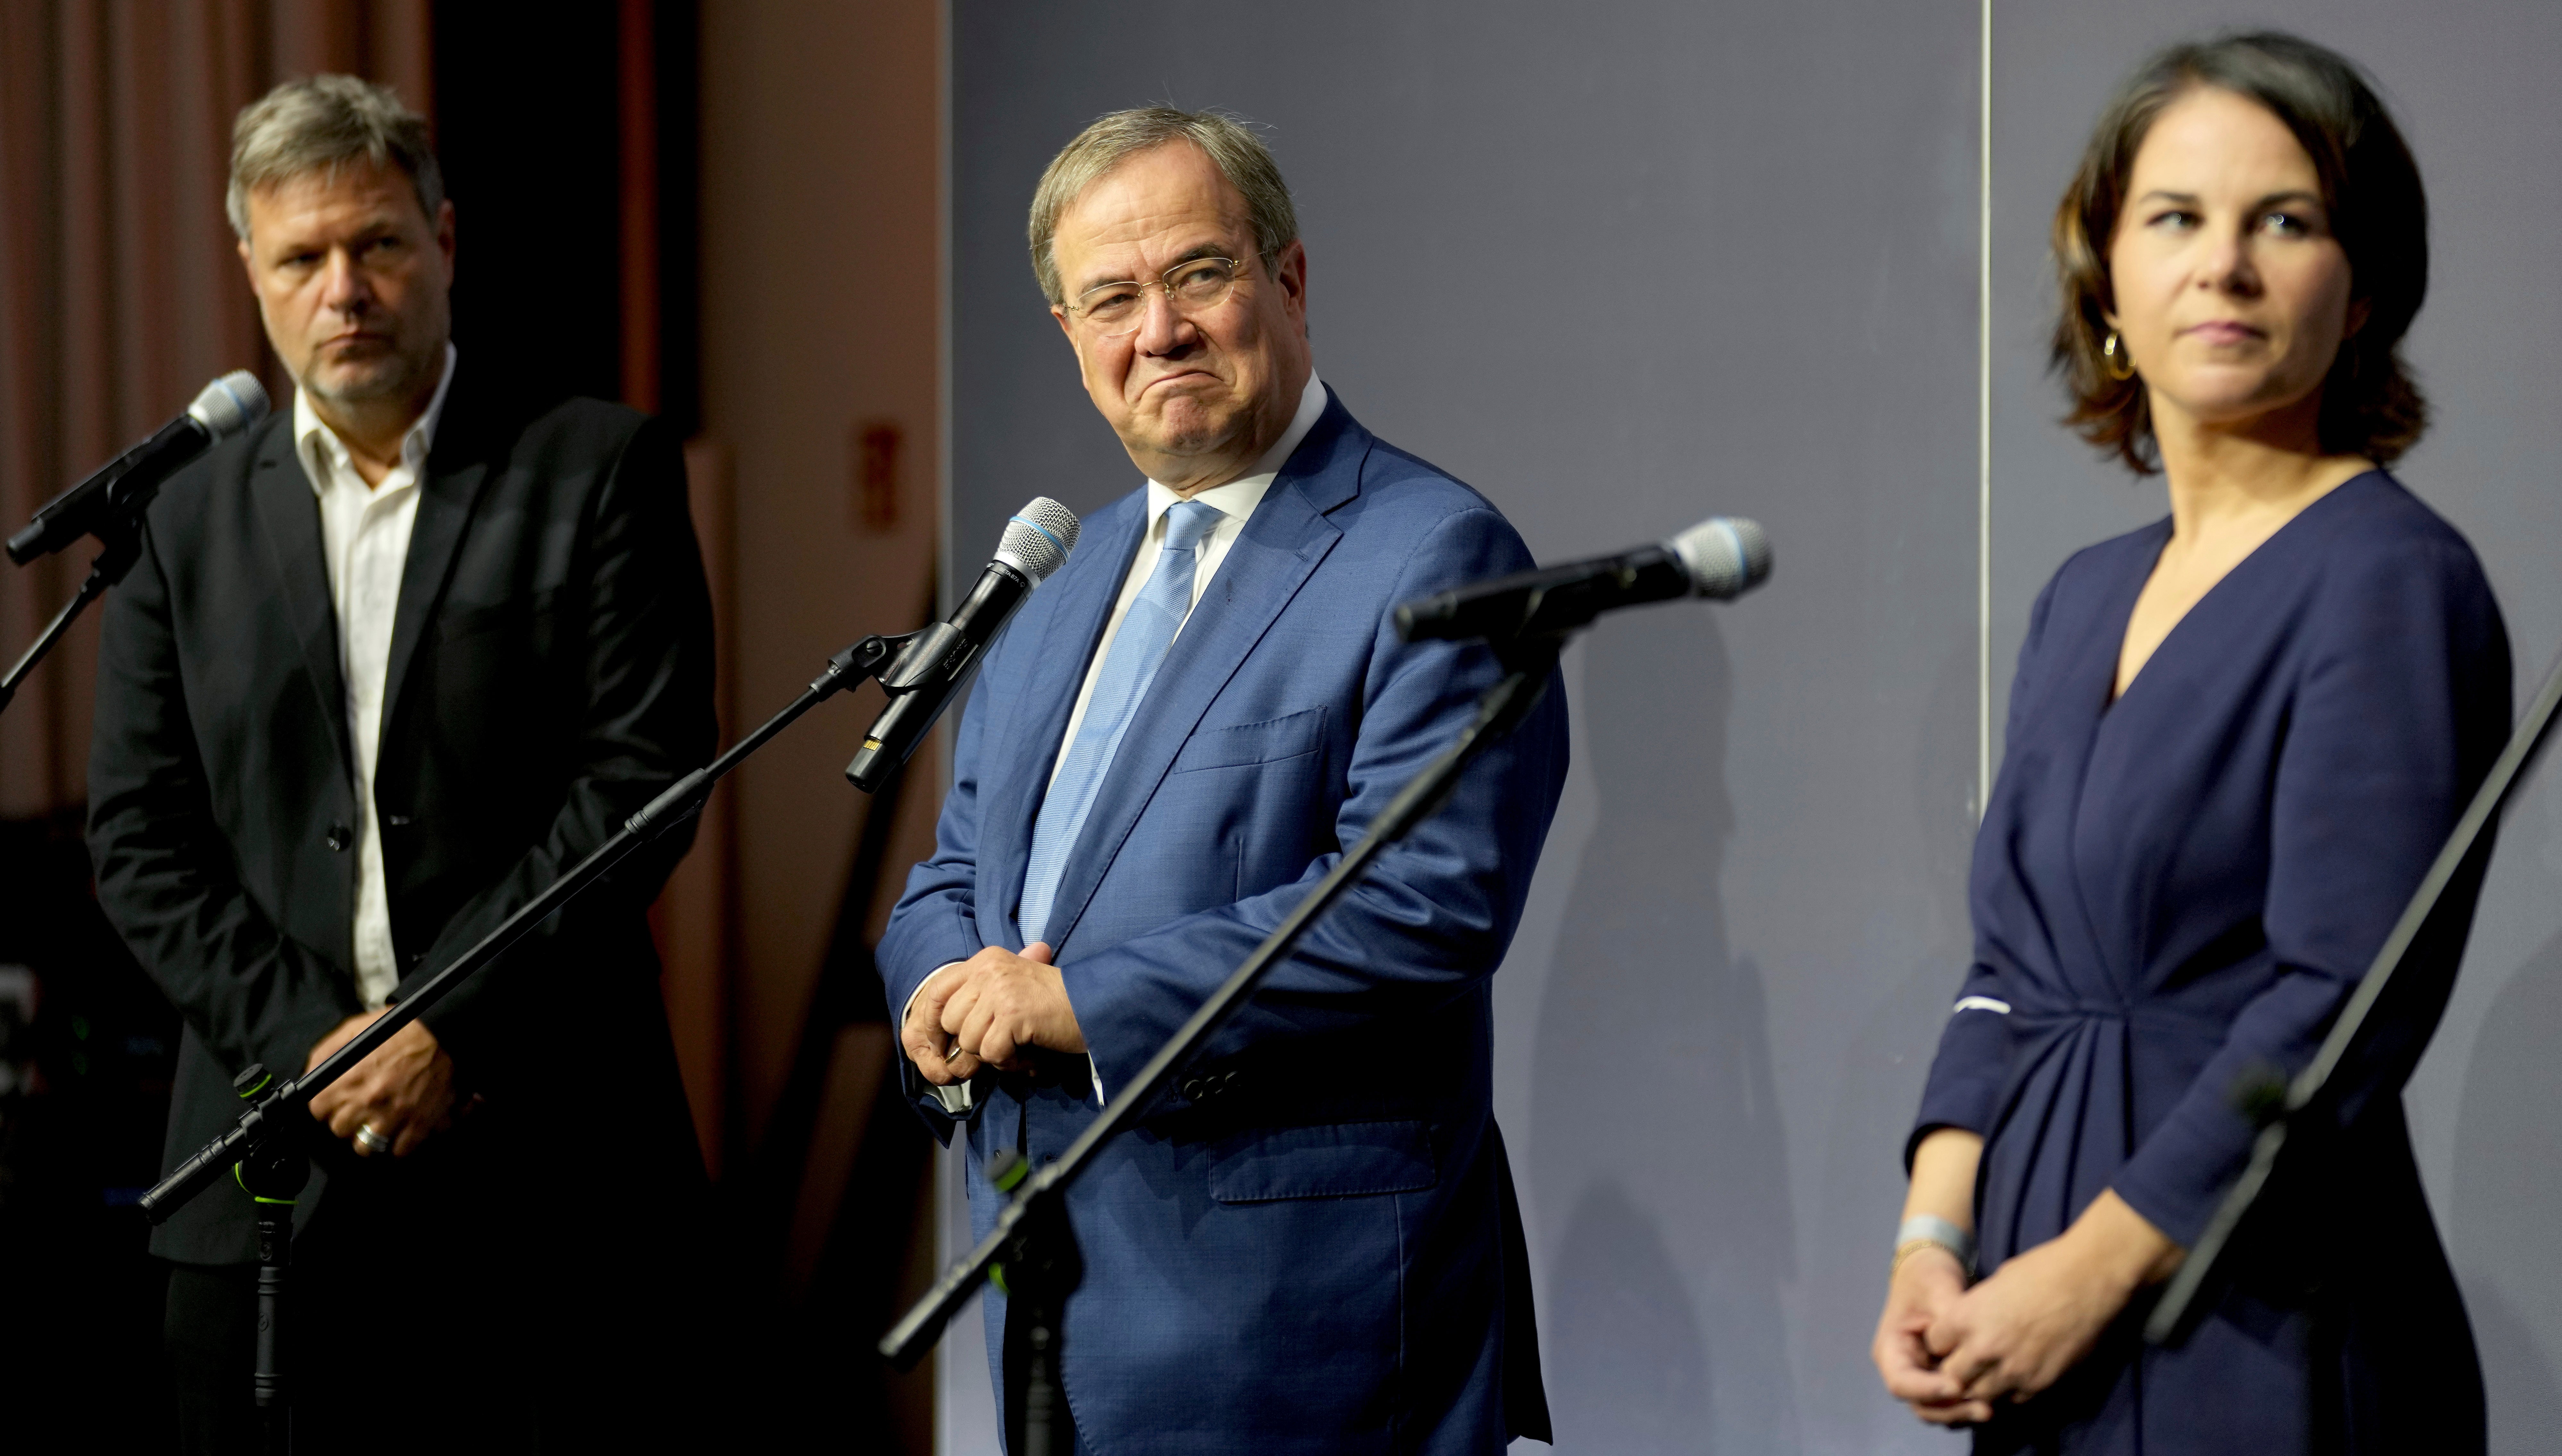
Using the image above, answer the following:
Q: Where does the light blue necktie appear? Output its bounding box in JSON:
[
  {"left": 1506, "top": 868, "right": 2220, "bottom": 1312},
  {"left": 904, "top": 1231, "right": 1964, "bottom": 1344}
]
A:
[{"left": 1018, "top": 499, "right": 1225, "bottom": 946}]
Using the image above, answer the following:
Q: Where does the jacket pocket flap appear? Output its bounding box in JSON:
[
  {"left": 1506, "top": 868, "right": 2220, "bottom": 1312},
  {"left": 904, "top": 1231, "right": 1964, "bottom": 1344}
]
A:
[
  {"left": 1169, "top": 706, "right": 1327, "bottom": 774},
  {"left": 1207, "top": 1118, "right": 1436, "bottom": 1203}
]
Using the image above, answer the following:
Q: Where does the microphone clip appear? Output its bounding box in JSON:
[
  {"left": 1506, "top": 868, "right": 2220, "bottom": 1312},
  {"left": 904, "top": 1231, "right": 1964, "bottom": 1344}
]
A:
[
  {"left": 815, "top": 630, "right": 920, "bottom": 698},
  {"left": 877, "top": 621, "right": 972, "bottom": 693}
]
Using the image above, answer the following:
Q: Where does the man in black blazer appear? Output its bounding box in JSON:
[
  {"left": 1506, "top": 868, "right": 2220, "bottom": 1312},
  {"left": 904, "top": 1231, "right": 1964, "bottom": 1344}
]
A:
[{"left": 87, "top": 77, "right": 712, "bottom": 1452}]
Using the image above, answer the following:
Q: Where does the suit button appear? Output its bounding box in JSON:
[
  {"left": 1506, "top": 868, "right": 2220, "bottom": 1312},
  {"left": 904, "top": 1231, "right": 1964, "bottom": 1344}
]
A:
[
  {"left": 1181, "top": 1076, "right": 1208, "bottom": 1102},
  {"left": 326, "top": 824, "right": 352, "bottom": 852}
]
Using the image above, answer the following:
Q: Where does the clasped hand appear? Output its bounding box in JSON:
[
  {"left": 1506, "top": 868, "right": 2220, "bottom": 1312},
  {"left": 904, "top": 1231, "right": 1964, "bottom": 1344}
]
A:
[
  {"left": 306, "top": 1010, "right": 458, "bottom": 1157},
  {"left": 901, "top": 942, "right": 1086, "bottom": 1084},
  {"left": 1872, "top": 1189, "right": 2181, "bottom": 1425}
]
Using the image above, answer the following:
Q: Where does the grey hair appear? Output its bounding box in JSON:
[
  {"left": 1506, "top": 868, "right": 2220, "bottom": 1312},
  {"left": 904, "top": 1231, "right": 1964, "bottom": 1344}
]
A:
[
  {"left": 1028, "top": 106, "right": 1298, "bottom": 307},
  {"left": 227, "top": 75, "right": 443, "bottom": 240}
]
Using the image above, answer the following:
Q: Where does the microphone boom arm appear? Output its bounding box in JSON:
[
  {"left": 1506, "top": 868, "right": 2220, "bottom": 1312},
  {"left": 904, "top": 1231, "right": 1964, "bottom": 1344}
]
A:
[
  {"left": 5, "top": 369, "right": 273, "bottom": 713},
  {"left": 0, "top": 515, "right": 142, "bottom": 718},
  {"left": 140, "top": 625, "right": 925, "bottom": 1224},
  {"left": 880, "top": 629, "right": 1565, "bottom": 1379}
]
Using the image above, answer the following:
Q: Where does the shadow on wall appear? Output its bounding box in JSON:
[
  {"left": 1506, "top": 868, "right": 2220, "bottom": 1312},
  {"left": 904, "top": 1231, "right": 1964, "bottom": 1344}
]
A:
[
  {"left": 2452, "top": 925, "right": 2562, "bottom": 1450},
  {"left": 1799, "top": 642, "right": 1982, "bottom": 1452},
  {"left": 1531, "top": 607, "right": 1801, "bottom": 1455}
]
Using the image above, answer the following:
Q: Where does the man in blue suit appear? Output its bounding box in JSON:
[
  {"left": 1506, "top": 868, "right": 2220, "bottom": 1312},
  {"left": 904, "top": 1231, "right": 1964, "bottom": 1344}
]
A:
[{"left": 879, "top": 106, "right": 1567, "bottom": 1454}]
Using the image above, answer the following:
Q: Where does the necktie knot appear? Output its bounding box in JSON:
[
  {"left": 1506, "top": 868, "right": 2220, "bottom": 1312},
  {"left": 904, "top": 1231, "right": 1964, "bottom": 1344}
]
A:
[{"left": 1164, "top": 499, "right": 1222, "bottom": 553}]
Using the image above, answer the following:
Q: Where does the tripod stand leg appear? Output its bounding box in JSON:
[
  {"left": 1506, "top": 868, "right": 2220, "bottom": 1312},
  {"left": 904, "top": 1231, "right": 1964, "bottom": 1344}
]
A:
[
  {"left": 229, "top": 1066, "right": 310, "bottom": 1456},
  {"left": 1001, "top": 1190, "right": 1082, "bottom": 1456},
  {"left": 1021, "top": 1313, "right": 1063, "bottom": 1456},
  {"left": 255, "top": 1204, "right": 291, "bottom": 1456}
]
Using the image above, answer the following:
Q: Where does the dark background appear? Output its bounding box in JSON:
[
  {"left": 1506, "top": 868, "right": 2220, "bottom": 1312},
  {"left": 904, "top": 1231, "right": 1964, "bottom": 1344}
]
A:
[{"left": 0, "top": 3, "right": 937, "bottom": 1450}]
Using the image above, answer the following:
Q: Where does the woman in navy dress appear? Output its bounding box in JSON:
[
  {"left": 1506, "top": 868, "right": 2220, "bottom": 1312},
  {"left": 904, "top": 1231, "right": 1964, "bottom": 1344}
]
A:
[{"left": 1871, "top": 33, "right": 2509, "bottom": 1454}]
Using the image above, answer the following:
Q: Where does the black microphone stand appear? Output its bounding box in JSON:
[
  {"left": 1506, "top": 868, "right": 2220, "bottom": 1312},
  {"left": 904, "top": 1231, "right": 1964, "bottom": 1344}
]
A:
[
  {"left": 0, "top": 515, "right": 142, "bottom": 716},
  {"left": 877, "top": 632, "right": 1566, "bottom": 1456},
  {"left": 2146, "top": 645, "right": 2562, "bottom": 1345},
  {"left": 140, "top": 623, "right": 951, "bottom": 1452}
]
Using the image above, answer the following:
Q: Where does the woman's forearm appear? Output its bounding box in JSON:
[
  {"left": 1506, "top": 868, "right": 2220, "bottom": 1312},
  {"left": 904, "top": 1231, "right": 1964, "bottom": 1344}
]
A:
[
  {"left": 2062, "top": 1189, "right": 2184, "bottom": 1290},
  {"left": 1904, "top": 1127, "right": 1983, "bottom": 1231}
]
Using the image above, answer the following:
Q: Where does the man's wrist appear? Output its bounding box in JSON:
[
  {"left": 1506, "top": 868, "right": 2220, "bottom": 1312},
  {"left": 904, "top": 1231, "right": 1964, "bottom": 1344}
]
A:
[{"left": 900, "top": 961, "right": 971, "bottom": 1034}]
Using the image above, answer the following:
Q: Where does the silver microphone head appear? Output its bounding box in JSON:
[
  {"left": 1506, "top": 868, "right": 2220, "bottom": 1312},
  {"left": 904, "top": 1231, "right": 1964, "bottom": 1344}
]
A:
[
  {"left": 995, "top": 497, "right": 1082, "bottom": 583},
  {"left": 183, "top": 371, "right": 271, "bottom": 439},
  {"left": 1665, "top": 516, "right": 1771, "bottom": 601}
]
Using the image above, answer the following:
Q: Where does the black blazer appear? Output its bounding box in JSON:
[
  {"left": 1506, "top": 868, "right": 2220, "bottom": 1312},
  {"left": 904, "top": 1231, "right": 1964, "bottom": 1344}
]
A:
[{"left": 88, "top": 372, "right": 716, "bottom": 1265}]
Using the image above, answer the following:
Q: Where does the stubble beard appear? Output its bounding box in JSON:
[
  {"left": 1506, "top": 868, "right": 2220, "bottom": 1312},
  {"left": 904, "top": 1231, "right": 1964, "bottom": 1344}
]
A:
[{"left": 303, "top": 333, "right": 440, "bottom": 414}]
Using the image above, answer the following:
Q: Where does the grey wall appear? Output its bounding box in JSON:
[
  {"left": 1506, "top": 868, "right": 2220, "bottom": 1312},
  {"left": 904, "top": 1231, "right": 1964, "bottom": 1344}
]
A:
[{"left": 939, "top": 3, "right": 2562, "bottom": 1452}]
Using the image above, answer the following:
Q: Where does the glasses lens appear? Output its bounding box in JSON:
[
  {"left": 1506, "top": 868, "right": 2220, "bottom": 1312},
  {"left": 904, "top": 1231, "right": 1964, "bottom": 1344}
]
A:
[
  {"left": 1168, "top": 259, "right": 1238, "bottom": 304},
  {"left": 1073, "top": 259, "right": 1240, "bottom": 337},
  {"left": 1078, "top": 283, "right": 1145, "bottom": 331}
]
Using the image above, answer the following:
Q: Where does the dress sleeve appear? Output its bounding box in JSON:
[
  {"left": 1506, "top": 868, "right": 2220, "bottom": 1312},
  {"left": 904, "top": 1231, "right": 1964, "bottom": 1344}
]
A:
[
  {"left": 1905, "top": 570, "right": 2066, "bottom": 1167},
  {"left": 2110, "top": 533, "right": 2510, "bottom": 1246}
]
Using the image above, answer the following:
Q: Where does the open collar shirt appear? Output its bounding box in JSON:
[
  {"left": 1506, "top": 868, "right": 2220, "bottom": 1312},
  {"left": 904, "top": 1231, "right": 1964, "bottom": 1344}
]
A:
[{"left": 294, "top": 343, "right": 458, "bottom": 1007}]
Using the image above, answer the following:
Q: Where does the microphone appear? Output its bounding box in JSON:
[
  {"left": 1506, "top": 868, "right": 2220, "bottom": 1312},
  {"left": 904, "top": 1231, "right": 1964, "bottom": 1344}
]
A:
[
  {"left": 846, "top": 498, "right": 1083, "bottom": 791},
  {"left": 8, "top": 371, "right": 271, "bottom": 565},
  {"left": 1394, "top": 515, "right": 1771, "bottom": 643}
]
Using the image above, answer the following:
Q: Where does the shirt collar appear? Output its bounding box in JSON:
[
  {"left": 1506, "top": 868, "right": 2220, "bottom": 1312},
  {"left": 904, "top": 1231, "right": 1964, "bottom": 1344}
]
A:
[
  {"left": 1143, "top": 374, "right": 1329, "bottom": 529},
  {"left": 295, "top": 341, "right": 459, "bottom": 497}
]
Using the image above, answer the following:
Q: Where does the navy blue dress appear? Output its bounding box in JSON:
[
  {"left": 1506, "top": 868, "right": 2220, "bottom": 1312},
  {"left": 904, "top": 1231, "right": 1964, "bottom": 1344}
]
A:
[{"left": 1914, "top": 473, "right": 2510, "bottom": 1453}]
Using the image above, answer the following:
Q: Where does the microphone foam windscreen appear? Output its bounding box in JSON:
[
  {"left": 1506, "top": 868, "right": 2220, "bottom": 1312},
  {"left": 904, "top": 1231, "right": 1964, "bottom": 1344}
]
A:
[
  {"left": 1668, "top": 517, "right": 1772, "bottom": 600},
  {"left": 997, "top": 497, "right": 1082, "bottom": 583},
  {"left": 186, "top": 371, "right": 272, "bottom": 438}
]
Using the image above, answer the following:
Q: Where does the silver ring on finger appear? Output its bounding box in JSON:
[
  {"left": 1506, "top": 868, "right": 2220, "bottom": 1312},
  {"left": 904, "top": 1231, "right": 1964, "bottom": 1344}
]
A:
[{"left": 355, "top": 1123, "right": 392, "bottom": 1155}]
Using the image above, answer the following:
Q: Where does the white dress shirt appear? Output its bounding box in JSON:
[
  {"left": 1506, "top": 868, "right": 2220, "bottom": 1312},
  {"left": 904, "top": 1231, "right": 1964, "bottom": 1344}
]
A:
[
  {"left": 1048, "top": 374, "right": 1330, "bottom": 788},
  {"left": 295, "top": 343, "right": 458, "bottom": 1008},
  {"left": 915, "top": 374, "right": 1330, "bottom": 1109}
]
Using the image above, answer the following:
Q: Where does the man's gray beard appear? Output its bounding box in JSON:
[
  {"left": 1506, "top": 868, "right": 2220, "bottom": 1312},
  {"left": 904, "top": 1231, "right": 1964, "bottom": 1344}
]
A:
[{"left": 305, "top": 343, "right": 435, "bottom": 409}]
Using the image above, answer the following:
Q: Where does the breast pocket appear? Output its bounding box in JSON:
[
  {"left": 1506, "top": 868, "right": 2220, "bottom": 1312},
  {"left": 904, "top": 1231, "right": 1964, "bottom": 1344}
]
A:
[
  {"left": 1152, "top": 707, "right": 1337, "bottom": 904},
  {"left": 1168, "top": 706, "right": 1328, "bottom": 775}
]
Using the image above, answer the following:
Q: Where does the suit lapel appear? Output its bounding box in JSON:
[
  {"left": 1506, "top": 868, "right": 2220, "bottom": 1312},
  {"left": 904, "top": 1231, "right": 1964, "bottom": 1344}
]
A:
[
  {"left": 1038, "top": 401, "right": 1367, "bottom": 951},
  {"left": 978, "top": 493, "right": 1147, "bottom": 945},
  {"left": 248, "top": 420, "right": 355, "bottom": 789},
  {"left": 377, "top": 381, "right": 494, "bottom": 746}
]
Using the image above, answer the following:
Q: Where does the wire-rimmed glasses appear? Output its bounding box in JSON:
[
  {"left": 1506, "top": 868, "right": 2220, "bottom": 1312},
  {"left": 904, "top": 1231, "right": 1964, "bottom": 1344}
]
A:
[{"left": 1064, "top": 256, "right": 1244, "bottom": 337}]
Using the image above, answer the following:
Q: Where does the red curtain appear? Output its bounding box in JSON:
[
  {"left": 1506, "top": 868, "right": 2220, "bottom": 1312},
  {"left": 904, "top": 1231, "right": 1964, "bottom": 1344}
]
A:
[{"left": 0, "top": 0, "right": 430, "bottom": 818}]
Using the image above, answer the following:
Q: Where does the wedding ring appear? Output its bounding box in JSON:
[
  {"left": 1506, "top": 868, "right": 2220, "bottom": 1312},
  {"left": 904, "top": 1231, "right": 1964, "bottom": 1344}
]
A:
[{"left": 354, "top": 1123, "right": 392, "bottom": 1155}]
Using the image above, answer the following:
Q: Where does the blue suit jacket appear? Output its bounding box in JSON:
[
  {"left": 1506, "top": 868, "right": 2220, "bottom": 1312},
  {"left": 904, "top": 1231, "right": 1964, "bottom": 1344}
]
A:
[{"left": 879, "top": 395, "right": 1568, "bottom": 1454}]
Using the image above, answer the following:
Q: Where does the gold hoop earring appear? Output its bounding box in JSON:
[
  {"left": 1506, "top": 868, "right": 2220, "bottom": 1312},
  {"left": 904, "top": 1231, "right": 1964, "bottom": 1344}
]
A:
[{"left": 2103, "top": 331, "right": 2138, "bottom": 382}]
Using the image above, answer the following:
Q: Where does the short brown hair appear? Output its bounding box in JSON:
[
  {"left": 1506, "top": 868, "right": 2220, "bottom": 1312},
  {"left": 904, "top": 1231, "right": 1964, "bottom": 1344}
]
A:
[
  {"left": 2051, "top": 31, "right": 2428, "bottom": 473},
  {"left": 228, "top": 75, "right": 443, "bottom": 240},
  {"left": 1028, "top": 107, "right": 1297, "bottom": 308}
]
